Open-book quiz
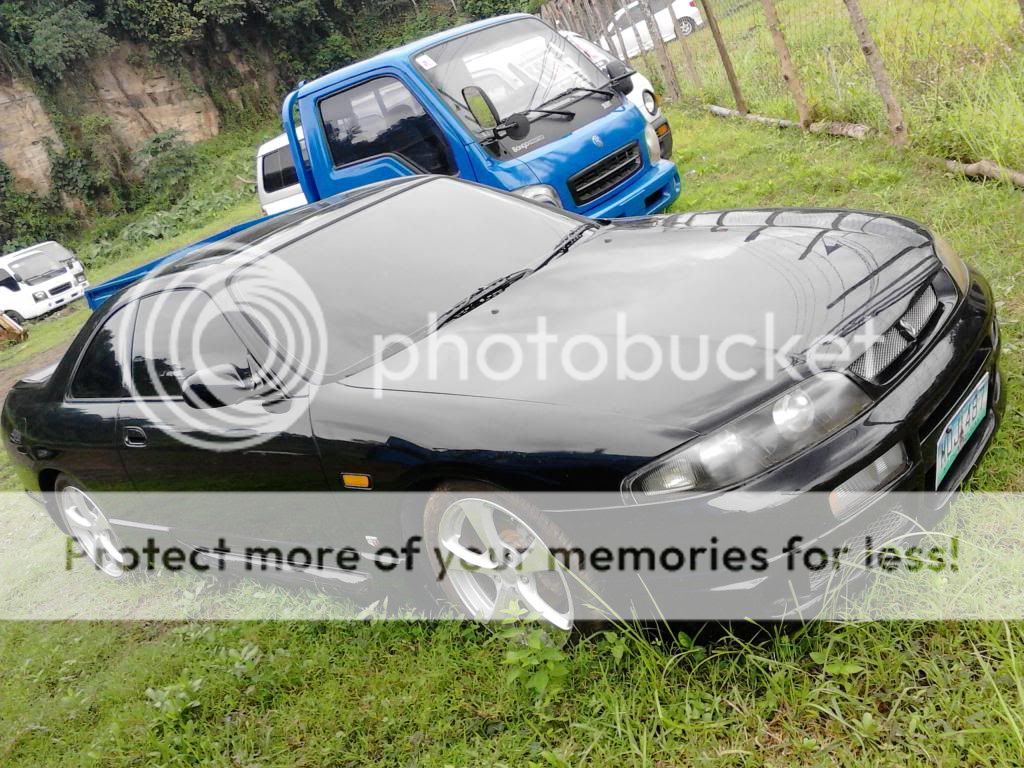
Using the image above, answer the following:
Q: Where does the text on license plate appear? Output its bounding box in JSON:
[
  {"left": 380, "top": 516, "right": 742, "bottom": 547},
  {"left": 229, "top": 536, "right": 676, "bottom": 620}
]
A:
[{"left": 936, "top": 372, "right": 989, "bottom": 487}]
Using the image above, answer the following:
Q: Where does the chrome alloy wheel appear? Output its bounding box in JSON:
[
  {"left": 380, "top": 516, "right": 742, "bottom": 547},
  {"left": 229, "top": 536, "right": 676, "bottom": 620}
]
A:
[
  {"left": 58, "top": 485, "right": 126, "bottom": 577},
  {"left": 437, "top": 497, "right": 573, "bottom": 630}
]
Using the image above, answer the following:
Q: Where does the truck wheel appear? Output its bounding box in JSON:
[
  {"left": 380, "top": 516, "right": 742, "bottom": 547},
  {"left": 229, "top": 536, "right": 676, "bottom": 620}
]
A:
[
  {"left": 423, "top": 481, "right": 585, "bottom": 630},
  {"left": 677, "top": 17, "right": 695, "bottom": 35},
  {"left": 4, "top": 311, "right": 25, "bottom": 325}
]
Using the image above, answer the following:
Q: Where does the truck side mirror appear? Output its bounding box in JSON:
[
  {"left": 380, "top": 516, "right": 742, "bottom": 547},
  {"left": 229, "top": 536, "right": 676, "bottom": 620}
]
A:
[
  {"left": 606, "top": 59, "right": 634, "bottom": 96},
  {"left": 462, "top": 86, "right": 501, "bottom": 130},
  {"left": 502, "top": 112, "right": 531, "bottom": 141}
]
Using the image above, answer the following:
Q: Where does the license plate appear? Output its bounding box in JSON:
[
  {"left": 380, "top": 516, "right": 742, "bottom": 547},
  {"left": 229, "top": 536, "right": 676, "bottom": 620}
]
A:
[{"left": 936, "top": 372, "right": 989, "bottom": 487}]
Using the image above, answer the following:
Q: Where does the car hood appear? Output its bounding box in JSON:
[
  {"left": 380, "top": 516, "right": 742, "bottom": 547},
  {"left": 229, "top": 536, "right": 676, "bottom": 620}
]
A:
[{"left": 346, "top": 208, "right": 939, "bottom": 432}]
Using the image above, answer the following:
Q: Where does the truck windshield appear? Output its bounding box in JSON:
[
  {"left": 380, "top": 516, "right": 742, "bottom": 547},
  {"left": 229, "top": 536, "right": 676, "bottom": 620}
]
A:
[
  {"left": 414, "top": 18, "right": 614, "bottom": 156},
  {"left": 9, "top": 251, "right": 65, "bottom": 286}
]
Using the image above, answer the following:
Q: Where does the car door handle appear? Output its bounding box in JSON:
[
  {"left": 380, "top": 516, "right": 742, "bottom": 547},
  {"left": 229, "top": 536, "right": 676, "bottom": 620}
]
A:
[{"left": 123, "top": 426, "right": 148, "bottom": 448}]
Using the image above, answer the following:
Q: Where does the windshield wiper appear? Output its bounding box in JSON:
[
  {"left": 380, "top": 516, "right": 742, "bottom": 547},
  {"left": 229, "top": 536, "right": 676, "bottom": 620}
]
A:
[
  {"left": 435, "top": 269, "right": 533, "bottom": 330},
  {"left": 535, "top": 85, "right": 615, "bottom": 112},
  {"left": 533, "top": 224, "right": 596, "bottom": 273}
]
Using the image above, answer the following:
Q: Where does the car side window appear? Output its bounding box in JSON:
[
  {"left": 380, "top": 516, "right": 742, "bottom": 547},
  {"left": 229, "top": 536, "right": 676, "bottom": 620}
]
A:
[
  {"left": 262, "top": 147, "right": 300, "bottom": 194},
  {"left": 131, "top": 291, "right": 253, "bottom": 399},
  {"left": 70, "top": 306, "right": 132, "bottom": 399},
  {"left": 0, "top": 268, "right": 19, "bottom": 293},
  {"left": 319, "top": 76, "right": 454, "bottom": 175}
]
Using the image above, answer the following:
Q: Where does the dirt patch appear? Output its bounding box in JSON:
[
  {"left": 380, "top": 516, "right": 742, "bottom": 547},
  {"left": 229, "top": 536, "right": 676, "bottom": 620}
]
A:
[{"left": 0, "top": 340, "right": 71, "bottom": 402}]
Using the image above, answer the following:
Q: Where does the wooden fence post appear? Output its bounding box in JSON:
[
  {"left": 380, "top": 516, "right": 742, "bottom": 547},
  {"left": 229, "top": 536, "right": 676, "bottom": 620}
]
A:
[
  {"left": 698, "top": 0, "right": 747, "bottom": 114},
  {"left": 841, "top": 0, "right": 907, "bottom": 145},
  {"left": 637, "top": 0, "right": 682, "bottom": 100},
  {"left": 579, "top": 0, "right": 603, "bottom": 43},
  {"left": 600, "top": 0, "right": 631, "bottom": 60},
  {"left": 761, "top": 0, "right": 810, "bottom": 127},
  {"left": 668, "top": 8, "right": 703, "bottom": 92}
]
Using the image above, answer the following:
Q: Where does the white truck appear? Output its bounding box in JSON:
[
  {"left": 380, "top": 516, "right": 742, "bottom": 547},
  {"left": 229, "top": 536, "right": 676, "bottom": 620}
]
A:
[{"left": 0, "top": 241, "right": 89, "bottom": 324}]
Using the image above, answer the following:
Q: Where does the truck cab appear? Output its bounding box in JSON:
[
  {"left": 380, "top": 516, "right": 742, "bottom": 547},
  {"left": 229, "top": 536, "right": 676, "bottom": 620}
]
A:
[{"left": 282, "top": 13, "right": 680, "bottom": 218}]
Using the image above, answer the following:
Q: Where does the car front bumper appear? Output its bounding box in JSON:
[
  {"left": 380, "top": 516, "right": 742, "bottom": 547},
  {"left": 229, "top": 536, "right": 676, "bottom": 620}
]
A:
[{"left": 541, "top": 268, "right": 1004, "bottom": 619}]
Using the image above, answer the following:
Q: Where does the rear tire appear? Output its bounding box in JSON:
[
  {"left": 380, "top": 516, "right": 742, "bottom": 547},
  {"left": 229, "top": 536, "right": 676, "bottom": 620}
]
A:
[
  {"left": 55, "top": 475, "right": 127, "bottom": 578},
  {"left": 678, "top": 17, "right": 695, "bottom": 35}
]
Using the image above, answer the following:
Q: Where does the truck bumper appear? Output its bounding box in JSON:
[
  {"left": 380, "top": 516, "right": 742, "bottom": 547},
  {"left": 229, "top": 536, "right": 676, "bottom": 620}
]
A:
[{"left": 585, "top": 159, "right": 680, "bottom": 219}]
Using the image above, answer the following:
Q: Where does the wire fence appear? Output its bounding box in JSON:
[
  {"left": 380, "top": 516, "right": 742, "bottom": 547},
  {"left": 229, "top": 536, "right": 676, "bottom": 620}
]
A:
[{"left": 542, "top": 0, "right": 1024, "bottom": 170}]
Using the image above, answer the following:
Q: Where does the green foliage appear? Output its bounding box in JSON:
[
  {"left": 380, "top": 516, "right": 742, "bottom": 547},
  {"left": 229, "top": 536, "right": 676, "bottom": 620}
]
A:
[
  {"left": 459, "top": 0, "right": 540, "bottom": 20},
  {"left": 0, "top": 0, "right": 110, "bottom": 81},
  {"left": 0, "top": 162, "right": 76, "bottom": 254},
  {"left": 131, "top": 130, "right": 200, "bottom": 210}
]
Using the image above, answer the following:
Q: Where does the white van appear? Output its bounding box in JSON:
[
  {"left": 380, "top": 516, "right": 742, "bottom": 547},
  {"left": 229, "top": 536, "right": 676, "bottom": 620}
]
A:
[
  {"left": 256, "top": 127, "right": 308, "bottom": 216},
  {"left": 0, "top": 241, "right": 88, "bottom": 324}
]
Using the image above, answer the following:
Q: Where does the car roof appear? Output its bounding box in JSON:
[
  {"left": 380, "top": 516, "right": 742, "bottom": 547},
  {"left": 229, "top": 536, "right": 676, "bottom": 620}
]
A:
[
  {"left": 256, "top": 126, "right": 304, "bottom": 157},
  {"left": 294, "top": 13, "right": 536, "bottom": 98},
  {"left": 0, "top": 241, "right": 68, "bottom": 263},
  {"left": 110, "top": 176, "right": 429, "bottom": 303}
]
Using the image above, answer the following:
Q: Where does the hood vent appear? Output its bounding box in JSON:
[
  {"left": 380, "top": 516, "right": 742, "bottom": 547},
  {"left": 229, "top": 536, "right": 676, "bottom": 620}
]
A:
[{"left": 849, "top": 286, "right": 939, "bottom": 381}]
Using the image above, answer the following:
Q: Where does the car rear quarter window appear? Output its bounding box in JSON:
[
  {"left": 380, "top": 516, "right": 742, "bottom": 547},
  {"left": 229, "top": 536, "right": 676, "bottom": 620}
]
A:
[
  {"left": 131, "top": 291, "right": 253, "bottom": 399},
  {"left": 318, "top": 76, "right": 454, "bottom": 175},
  {"left": 70, "top": 306, "right": 132, "bottom": 399}
]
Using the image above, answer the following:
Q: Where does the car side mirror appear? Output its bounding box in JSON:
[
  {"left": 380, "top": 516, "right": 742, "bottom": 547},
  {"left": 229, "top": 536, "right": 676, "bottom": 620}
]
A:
[
  {"left": 462, "top": 85, "right": 501, "bottom": 130},
  {"left": 606, "top": 59, "right": 634, "bottom": 95},
  {"left": 182, "top": 364, "right": 254, "bottom": 409}
]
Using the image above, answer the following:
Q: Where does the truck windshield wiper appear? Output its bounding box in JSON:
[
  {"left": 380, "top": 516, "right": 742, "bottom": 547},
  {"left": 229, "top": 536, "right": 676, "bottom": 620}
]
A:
[
  {"left": 435, "top": 269, "right": 533, "bottom": 330},
  {"left": 534, "top": 85, "right": 615, "bottom": 112}
]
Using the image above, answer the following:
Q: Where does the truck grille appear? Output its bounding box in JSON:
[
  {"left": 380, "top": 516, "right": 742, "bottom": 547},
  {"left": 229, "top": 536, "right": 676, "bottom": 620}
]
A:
[
  {"left": 849, "top": 285, "right": 939, "bottom": 381},
  {"left": 49, "top": 282, "right": 72, "bottom": 297},
  {"left": 568, "top": 141, "right": 642, "bottom": 205}
]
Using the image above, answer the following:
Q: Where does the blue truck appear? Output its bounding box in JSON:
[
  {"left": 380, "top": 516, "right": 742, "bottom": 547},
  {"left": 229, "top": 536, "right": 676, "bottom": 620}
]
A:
[{"left": 88, "top": 13, "right": 680, "bottom": 309}]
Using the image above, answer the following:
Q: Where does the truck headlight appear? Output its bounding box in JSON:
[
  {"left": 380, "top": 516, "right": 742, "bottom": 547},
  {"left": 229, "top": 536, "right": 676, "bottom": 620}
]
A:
[
  {"left": 644, "top": 123, "right": 661, "bottom": 163},
  {"left": 512, "top": 184, "right": 562, "bottom": 207},
  {"left": 933, "top": 236, "right": 970, "bottom": 294},
  {"left": 75, "top": 273, "right": 87, "bottom": 284},
  {"left": 642, "top": 90, "right": 657, "bottom": 116},
  {"left": 622, "top": 373, "right": 871, "bottom": 499},
  {"left": 32, "top": 291, "right": 47, "bottom": 302}
]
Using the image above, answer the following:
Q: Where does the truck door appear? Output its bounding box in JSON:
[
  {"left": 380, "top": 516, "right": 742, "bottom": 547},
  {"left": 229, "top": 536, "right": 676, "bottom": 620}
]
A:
[{"left": 304, "top": 75, "right": 470, "bottom": 199}]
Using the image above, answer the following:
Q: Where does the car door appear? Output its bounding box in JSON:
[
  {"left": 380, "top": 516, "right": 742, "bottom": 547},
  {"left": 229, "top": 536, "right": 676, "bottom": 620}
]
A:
[
  {"left": 116, "top": 289, "right": 329, "bottom": 544},
  {"left": 57, "top": 302, "right": 136, "bottom": 493},
  {"left": 308, "top": 75, "right": 465, "bottom": 199}
]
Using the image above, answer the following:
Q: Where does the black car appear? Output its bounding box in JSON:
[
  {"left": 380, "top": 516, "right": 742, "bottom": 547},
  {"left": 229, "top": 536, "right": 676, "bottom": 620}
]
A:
[{"left": 2, "top": 177, "right": 1004, "bottom": 626}]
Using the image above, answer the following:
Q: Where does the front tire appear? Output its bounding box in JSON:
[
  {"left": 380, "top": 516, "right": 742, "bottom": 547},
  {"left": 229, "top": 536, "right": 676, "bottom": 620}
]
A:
[
  {"left": 4, "top": 310, "right": 25, "bottom": 325},
  {"left": 55, "top": 475, "right": 127, "bottom": 578},
  {"left": 422, "top": 481, "right": 580, "bottom": 630}
]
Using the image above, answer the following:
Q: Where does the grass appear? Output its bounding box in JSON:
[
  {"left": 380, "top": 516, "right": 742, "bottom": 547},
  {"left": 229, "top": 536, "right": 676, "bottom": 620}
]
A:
[
  {"left": 649, "top": 0, "right": 1024, "bottom": 169},
  {"left": 1, "top": 109, "right": 1024, "bottom": 764}
]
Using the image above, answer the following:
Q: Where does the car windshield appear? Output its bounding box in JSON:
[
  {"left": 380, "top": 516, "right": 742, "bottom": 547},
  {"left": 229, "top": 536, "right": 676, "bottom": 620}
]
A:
[
  {"left": 229, "top": 178, "right": 584, "bottom": 377},
  {"left": 9, "top": 251, "right": 66, "bottom": 285},
  {"left": 414, "top": 17, "right": 609, "bottom": 130}
]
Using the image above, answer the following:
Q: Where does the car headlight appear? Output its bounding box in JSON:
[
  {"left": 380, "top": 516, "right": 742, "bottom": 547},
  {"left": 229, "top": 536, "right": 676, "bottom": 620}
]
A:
[
  {"left": 623, "top": 373, "right": 871, "bottom": 499},
  {"left": 933, "top": 235, "right": 970, "bottom": 294},
  {"left": 644, "top": 123, "right": 661, "bottom": 163},
  {"left": 32, "top": 291, "right": 47, "bottom": 302},
  {"left": 642, "top": 90, "right": 657, "bottom": 116},
  {"left": 512, "top": 184, "right": 562, "bottom": 207}
]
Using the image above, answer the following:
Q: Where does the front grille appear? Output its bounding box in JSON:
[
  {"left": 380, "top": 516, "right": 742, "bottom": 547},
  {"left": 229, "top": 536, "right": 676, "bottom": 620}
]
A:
[
  {"left": 849, "top": 286, "right": 939, "bottom": 381},
  {"left": 49, "top": 282, "right": 72, "bottom": 296},
  {"left": 568, "top": 141, "right": 642, "bottom": 205}
]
